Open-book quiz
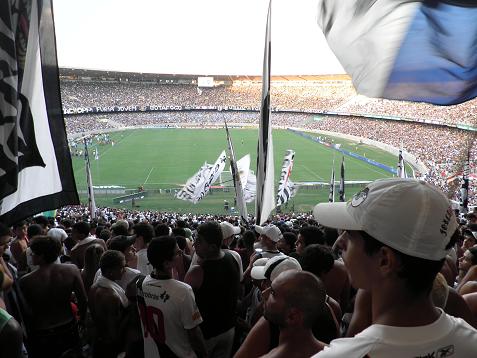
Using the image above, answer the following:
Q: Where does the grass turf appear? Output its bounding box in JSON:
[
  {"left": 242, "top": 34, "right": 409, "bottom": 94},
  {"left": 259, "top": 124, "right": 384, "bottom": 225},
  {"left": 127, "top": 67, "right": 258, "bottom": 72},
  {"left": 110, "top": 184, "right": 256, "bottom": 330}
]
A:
[{"left": 71, "top": 128, "right": 398, "bottom": 214}]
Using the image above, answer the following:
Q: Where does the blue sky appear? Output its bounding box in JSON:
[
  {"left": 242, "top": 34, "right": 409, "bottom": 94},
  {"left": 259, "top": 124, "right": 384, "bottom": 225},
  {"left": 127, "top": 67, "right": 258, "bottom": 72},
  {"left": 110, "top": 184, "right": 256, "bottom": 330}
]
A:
[{"left": 53, "top": 0, "right": 344, "bottom": 75}]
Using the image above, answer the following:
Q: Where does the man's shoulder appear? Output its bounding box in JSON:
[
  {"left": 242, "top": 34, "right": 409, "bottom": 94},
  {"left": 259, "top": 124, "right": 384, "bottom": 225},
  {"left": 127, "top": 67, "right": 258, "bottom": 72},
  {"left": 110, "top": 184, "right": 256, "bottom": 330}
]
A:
[{"left": 312, "top": 335, "right": 374, "bottom": 357}]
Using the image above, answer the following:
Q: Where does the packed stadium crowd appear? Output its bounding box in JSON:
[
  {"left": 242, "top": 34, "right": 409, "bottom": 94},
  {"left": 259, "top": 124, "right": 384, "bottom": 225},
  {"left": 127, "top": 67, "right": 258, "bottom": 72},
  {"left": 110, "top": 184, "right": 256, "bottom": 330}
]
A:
[
  {"left": 2, "top": 182, "right": 477, "bottom": 357},
  {"left": 60, "top": 80, "right": 477, "bottom": 126},
  {"left": 64, "top": 107, "right": 477, "bottom": 205}
]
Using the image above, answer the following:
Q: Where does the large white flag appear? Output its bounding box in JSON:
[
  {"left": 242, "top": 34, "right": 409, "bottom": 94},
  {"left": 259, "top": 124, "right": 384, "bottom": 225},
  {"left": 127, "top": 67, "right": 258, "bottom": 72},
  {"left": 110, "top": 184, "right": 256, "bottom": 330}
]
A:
[
  {"left": 243, "top": 172, "right": 257, "bottom": 204},
  {"left": 255, "top": 0, "right": 275, "bottom": 225},
  {"left": 176, "top": 151, "right": 227, "bottom": 203},
  {"left": 276, "top": 150, "right": 297, "bottom": 206},
  {"left": 0, "top": 0, "right": 79, "bottom": 224},
  {"left": 317, "top": 0, "right": 477, "bottom": 105},
  {"left": 237, "top": 154, "right": 251, "bottom": 188}
]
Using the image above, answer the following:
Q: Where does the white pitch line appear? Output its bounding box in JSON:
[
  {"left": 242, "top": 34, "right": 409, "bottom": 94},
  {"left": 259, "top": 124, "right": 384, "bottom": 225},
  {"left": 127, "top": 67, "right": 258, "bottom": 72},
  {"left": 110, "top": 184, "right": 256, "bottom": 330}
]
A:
[
  {"left": 143, "top": 167, "right": 154, "bottom": 185},
  {"left": 350, "top": 156, "right": 390, "bottom": 177},
  {"left": 300, "top": 164, "right": 325, "bottom": 180},
  {"left": 72, "top": 131, "right": 132, "bottom": 176}
]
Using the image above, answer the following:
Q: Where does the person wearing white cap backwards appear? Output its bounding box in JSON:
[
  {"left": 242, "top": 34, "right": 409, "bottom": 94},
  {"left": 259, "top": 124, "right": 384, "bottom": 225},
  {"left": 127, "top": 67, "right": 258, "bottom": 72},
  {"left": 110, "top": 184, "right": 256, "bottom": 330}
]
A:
[
  {"left": 254, "top": 225, "right": 284, "bottom": 259},
  {"left": 311, "top": 178, "right": 477, "bottom": 357},
  {"left": 220, "top": 222, "right": 244, "bottom": 282}
]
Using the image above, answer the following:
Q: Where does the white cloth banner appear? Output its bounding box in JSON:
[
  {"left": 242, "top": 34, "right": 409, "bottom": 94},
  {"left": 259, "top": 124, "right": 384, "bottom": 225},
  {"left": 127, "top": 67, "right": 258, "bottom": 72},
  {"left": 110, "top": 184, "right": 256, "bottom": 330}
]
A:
[
  {"left": 276, "top": 150, "right": 297, "bottom": 206},
  {"left": 175, "top": 151, "right": 227, "bottom": 203}
]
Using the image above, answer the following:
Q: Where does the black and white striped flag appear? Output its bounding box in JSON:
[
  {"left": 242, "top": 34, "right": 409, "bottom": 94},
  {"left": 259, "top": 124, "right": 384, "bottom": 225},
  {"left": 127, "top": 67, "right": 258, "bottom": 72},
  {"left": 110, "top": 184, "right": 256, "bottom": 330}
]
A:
[
  {"left": 276, "top": 150, "right": 296, "bottom": 206},
  {"left": 397, "top": 149, "right": 407, "bottom": 178},
  {"left": 255, "top": 0, "right": 275, "bottom": 225},
  {"left": 0, "top": 0, "right": 78, "bottom": 225}
]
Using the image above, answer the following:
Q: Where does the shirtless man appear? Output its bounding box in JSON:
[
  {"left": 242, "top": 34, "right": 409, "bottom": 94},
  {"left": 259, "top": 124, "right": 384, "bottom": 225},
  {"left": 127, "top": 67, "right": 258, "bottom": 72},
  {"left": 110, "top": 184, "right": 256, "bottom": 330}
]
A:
[
  {"left": 89, "top": 250, "right": 129, "bottom": 358},
  {"left": 296, "top": 225, "right": 350, "bottom": 311},
  {"left": 19, "top": 235, "right": 87, "bottom": 358},
  {"left": 456, "top": 246, "right": 477, "bottom": 294},
  {"left": 260, "top": 270, "right": 325, "bottom": 358},
  {"left": 9, "top": 221, "right": 28, "bottom": 267}
]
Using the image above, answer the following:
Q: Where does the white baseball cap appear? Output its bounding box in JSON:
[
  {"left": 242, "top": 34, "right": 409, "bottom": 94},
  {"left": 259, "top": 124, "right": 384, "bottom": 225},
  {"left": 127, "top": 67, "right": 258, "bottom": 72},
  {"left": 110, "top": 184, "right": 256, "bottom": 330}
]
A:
[
  {"left": 254, "top": 224, "right": 282, "bottom": 242},
  {"left": 313, "top": 178, "right": 458, "bottom": 261},
  {"left": 47, "top": 228, "right": 68, "bottom": 242},
  {"left": 251, "top": 255, "right": 301, "bottom": 281},
  {"left": 220, "top": 222, "right": 241, "bottom": 240}
]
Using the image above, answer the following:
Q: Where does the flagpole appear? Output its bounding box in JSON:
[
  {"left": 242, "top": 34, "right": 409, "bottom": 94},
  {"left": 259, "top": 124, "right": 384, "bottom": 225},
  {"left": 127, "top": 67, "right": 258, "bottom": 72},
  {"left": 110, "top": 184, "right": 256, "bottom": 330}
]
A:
[
  {"left": 255, "top": 0, "right": 275, "bottom": 225},
  {"left": 84, "top": 139, "right": 97, "bottom": 220},
  {"left": 339, "top": 156, "right": 345, "bottom": 202},
  {"left": 224, "top": 120, "right": 248, "bottom": 224},
  {"left": 460, "top": 149, "right": 470, "bottom": 215},
  {"left": 329, "top": 157, "right": 335, "bottom": 203}
]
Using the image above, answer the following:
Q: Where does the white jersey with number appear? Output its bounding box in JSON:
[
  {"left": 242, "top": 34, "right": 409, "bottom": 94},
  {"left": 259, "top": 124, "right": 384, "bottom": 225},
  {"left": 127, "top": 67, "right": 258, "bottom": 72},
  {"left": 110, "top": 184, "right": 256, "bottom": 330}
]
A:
[
  {"left": 313, "top": 309, "right": 477, "bottom": 357},
  {"left": 137, "top": 275, "right": 203, "bottom": 358}
]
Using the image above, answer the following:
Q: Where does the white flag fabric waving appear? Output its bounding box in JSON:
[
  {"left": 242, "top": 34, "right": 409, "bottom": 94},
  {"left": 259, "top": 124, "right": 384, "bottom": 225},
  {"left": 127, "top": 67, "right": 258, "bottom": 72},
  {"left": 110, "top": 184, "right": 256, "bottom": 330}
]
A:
[
  {"left": 237, "top": 155, "right": 251, "bottom": 189},
  {"left": 176, "top": 151, "right": 227, "bottom": 204},
  {"left": 276, "top": 150, "right": 297, "bottom": 206},
  {"left": 243, "top": 172, "right": 257, "bottom": 204},
  {"left": 0, "top": 0, "right": 79, "bottom": 225},
  {"left": 255, "top": 0, "right": 275, "bottom": 225},
  {"left": 317, "top": 0, "right": 477, "bottom": 105}
]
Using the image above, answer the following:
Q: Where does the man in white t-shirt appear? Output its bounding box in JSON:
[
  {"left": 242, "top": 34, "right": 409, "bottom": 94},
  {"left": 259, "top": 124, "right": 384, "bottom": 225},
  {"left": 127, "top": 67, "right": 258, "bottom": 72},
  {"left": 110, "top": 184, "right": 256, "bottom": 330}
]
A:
[
  {"left": 312, "top": 178, "right": 477, "bottom": 357},
  {"left": 94, "top": 235, "right": 141, "bottom": 290},
  {"left": 133, "top": 222, "right": 155, "bottom": 275},
  {"left": 136, "top": 236, "right": 207, "bottom": 358}
]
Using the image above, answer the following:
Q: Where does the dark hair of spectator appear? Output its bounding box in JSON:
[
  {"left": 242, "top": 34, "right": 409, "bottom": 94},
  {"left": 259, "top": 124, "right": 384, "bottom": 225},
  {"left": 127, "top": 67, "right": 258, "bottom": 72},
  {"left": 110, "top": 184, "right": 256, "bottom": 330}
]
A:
[
  {"left": 299, "top": 225, "right": 326, "bottom": 246},
  {"left": 172, "top": 227, "right": 186, "bottom": 238},
  {"left": 197, "top": 221, "right": 223, "bottom": 247},
  {"left": 176, "top": 236, "right": 187, "bottom": 251},
  {"left": 12, "top": 220, "right": 27, "bottom": 229},
  {"left": 0, "top": 223, "right": 10, "bottom": 237},
  {"left": 322, "top": 227, "right": 339, "bottom": 247},
  {"left": 99, "top": 229, "right": 111, "bottom": 242},
  {"left": 155, "top": 223, "right": 170, "bottom": 237},
  {"left": 30, "top": 235, "right": 61, "bottom": 263},
  {"left": 33, "top": 215, "right": 49, "bottom": 228},
  {"left": 282, "top": 232, "right": 298, "bottom": 249},
  {"left": 95, "top": 225, "right": 104, "bottom": 238},
  {"left": 468, "top": 246, "right": 477, "bottom": 265},
  {"left": 147, "top": 236, "right": 177, "bottom": 270},
  {"left": 134, "top": 222, "right": 155, "bottom": 244},
  {"left": 72, "top": 221, "right": 90, "bottom": 237},
  {"left": 300, "top": 244, "right": 335, "bottom": 277},
  {"left": 27, "top": 224, "right": 43, "bottom": 239},
  {"left": 100, "top": 250, "right": 125, "bottom": 273},
  {"left": 241, "top": 230, "right": 257, "bottom": 250}
]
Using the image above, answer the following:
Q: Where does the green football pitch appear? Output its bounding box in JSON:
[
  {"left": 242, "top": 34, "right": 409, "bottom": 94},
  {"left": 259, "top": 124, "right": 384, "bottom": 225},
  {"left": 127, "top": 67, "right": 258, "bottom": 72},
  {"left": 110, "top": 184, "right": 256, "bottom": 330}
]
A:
[{"left": 71, "top": 128, "right": 399, "bottom": 214}]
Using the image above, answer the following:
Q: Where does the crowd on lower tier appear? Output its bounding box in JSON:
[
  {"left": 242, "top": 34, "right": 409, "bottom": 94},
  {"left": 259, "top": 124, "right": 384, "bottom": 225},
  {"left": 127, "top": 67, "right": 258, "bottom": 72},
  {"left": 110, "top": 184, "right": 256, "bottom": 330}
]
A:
[{"left": 1, "top": 180, "right": 477, "bottom": 357}]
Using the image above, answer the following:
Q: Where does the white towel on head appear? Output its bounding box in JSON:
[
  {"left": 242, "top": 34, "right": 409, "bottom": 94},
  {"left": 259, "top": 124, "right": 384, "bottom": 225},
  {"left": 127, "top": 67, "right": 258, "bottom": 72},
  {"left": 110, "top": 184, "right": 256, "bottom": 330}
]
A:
[{"left": 94, "top": 275, "right": 129, "bottom": 307}]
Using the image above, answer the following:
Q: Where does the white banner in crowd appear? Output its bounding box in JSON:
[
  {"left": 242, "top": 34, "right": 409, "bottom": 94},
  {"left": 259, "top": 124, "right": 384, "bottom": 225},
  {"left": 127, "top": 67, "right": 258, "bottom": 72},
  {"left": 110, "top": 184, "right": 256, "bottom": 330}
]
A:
[
  {"left": 243, "top": 172, "right": 257, "bottom": 204},
  {"left": 276, "top": 150, "right": 297, "bottom": 206},
  {"left": 236, "top": 154, "right": 251, "bottom": 188},
  {"left": 176, "top": 151, "right": 227, "bottom": 203}
]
